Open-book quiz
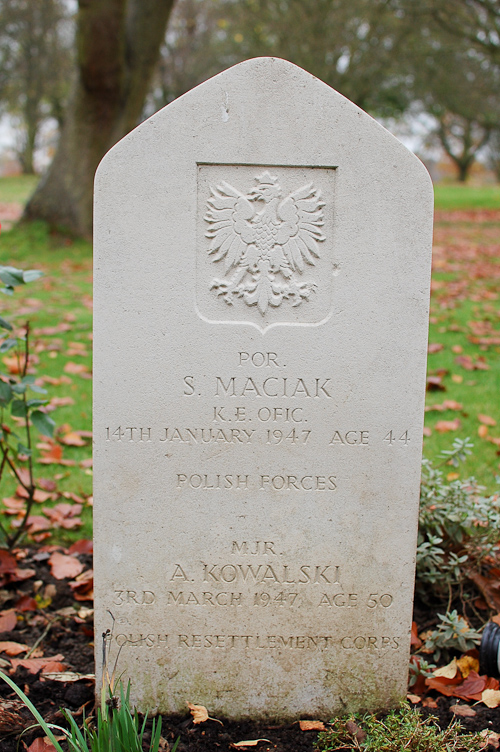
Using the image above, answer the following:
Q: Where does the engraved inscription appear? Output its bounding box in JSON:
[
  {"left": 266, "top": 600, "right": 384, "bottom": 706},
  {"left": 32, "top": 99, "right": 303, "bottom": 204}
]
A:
[
  {"left": 174, "top": 474, "right": 337, "bottom": 490},
  {"left": 231, "top": 541, "right": 277, "bottom": 555},
  {"left": 114, "top": 590, "right": 155, "bottom": 606},
  {"left": 107, "top": 633, "right": 402, "bottom": 651},
  {"left": 167, "top": 591, "right": 243, "bottom": 606},
  {"left": 214, "top": 376, "right": 332, "bottom": 398},
  {"left": 205, "top": 172, "right": 325, "bottom": 314}
]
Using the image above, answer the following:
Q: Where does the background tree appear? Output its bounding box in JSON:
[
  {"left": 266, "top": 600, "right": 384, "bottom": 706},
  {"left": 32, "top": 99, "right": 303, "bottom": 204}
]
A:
[
  {"left": 0, "top": 0, "right": 73, "bottom": 174},
  {"left": 24, "top": 0, "right": 176, "bottom": 238},
  {"left": 424, "top": 0, "right": 500, "bottom": 65},
  {"left": 151, "top": 0, "right": 415, "bottom": 118},
  {"left": 486, "top": 129, "right": 500, "bottom": 181},
  {"left": 147, "top": 0, "right": 232, "bottom": 110},
  {"left": 409, "top": 39, "right": 499, "bottom": 181}
]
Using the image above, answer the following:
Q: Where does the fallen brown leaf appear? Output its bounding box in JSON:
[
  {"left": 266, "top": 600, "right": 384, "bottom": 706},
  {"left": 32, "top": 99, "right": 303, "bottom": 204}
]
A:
[
  {"left": 455, "top": 354, "right": 475, "bottom": 370},
  {"left": 42, "top": 671, "right": 95, "bottom": 682},
  {"left": 15, "top": 595, "right": 38, "bottom": 612},
  {"left": 425, "top": 674, "right": 462, "bottom": 696},
  {"left": 421, "top": 697, "right": 438, "bottom": 708},
  {"left": 10, "top": 654, "right": 65, "bottom": 674},
  {"left": 406, "top": 694, "right": 421, "bottom": 704},
  {"left": 435, "top": 419, "right": 461, "bottom": 433},
  {"left": 0, "top": 609, "right": 17, "bottom": 632},
  {"left": 38, "top": 444, "right": 63, "bottom": 463},
  {"left": 49, "top": 397, "right": 75, "bottom": 408},
  {"left": 21, "top": 515, "right": 51, "bottom": 534},
  {"left": 346, "top": 720, "right": 366, "bottom": 744},
  {"left": 44, "top": 503, "right": 83, "bottom": 530},
  {"left": 186, "top": 701, "right": 223, "bottom": 725},
  {"left": 450, "top": 704, "right": 476, "bottom": 717},
  {"left": 231, "top": 741, "right": 273, "bottom": 748},
  {"left": 68, "top": 539, "right": 93, "bottom": 555},
  {"left": 59, "top": 431, "right": 86, "bottom": 447},
  {"left": 229, "top": 739, "right": 272, "bottom": 749},
  {"left": 410, "top": 621, "right": 422, "bottom": 648},
  {"left": 457, "top": 655, "right": 480, "bottom": 679},
  {"left": 428, "top": 343, "right": 444, "bottom": 353},
  {"left": 479, "top": 413, "right": 497, "bottom": 426},
  {"left": 68, "top": 569, "right": 94, "bottom": 601},
  {"left": 37, "top": 478, "right": 57, "bottom": 492},
  {"left": 48, "top": 552, "right": 84, "bottom": 580},
  {"left": 452, "top": 671, "right": 487, "bottom": 701},
  {"left": 33, "top": 324, "right": 71, "bottom": 336},
  {"left": 64, "top": 361, "right": 91, "bottom": 378},
  {"left": 299, "top": 721, "right": 326, "bottom": 731},
  {"left": 186, "top": 702, "right": 208, "bottom": 723},
  {"left": 186, "top": 701, "right": 208, "bottom": 723},
  {"left": 2, "top": 355, "right": 25, "bottom": 374},
  {"left": 1, "top": 496, "right": 25, "bottom": 514},
  {"left": 482, "top": 689, "right": 500, "bottom": 708},
  {"left": 481, "top": 730, "right": 500, "bottom": 749},
  {"left": 433, "top": 658, "right": 457, "bottom": 679},
  {"left": 0, "top": 698, "right": 25, "bottom": 735},
  {"left": 15, "top": 486, "right": 53, "bottom": 503},
  {"left": 26, "top": 736, "right": 58, "bottom": 752},
  {"left": 469, "top": 571, "right": 500, "bottom": 612},
  {"left": 426, "top": 375, "right": 446, "bottom": 391},
  {"left": 0, "top": 550, "right": 17, "bottom": 575},
  {"left": 0, "top": 641, "right": 28, "bottom": 655},
  {"left": 443, "top": 400, "right": 462, "bottom": 410}
]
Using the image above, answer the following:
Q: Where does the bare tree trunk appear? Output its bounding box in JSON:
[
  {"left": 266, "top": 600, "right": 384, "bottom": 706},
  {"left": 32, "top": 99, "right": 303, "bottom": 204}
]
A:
[
  {"left": 24, "top": 0, "right": 175, "bottom": 238},
  {"left": 437, "top": 116, "right": 490, "bottom": 185},
  {"left": 20, "top": 122, "right": 37, "bottom": 175}
]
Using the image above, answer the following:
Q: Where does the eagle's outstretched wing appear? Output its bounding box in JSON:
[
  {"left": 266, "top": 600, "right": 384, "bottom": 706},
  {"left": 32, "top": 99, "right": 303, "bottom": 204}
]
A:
[
  {"left": 276, "top": 184, "right": 325, "bottom": 272},
  {"left": 205, "top": 182, "right": 256, "bottom": 273}
]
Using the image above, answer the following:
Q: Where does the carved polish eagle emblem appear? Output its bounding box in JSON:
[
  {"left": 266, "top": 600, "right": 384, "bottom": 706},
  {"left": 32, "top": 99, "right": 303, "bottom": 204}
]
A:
[{"left": 204, "top": 172, "right": 326, "bottom": 315}]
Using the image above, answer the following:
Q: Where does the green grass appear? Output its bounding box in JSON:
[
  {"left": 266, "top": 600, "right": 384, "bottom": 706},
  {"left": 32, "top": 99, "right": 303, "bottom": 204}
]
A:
[
  {"left": 434, "top": 183, "right": 500, "bottom": 210},
  {"left": 0, "top": 221, "right": 93, "bottom": 541},
  {"left": 424, "top": 311, "right": 500, "bottom": 492},
  {"left": 316, "top": 702, "right": 484, "bottom": 751},
  {"left": 0, "top": 174, "right": 39, "bottom": 203},
  {"left": 423, "top": 205, "right": 500, "bottom": 492}
]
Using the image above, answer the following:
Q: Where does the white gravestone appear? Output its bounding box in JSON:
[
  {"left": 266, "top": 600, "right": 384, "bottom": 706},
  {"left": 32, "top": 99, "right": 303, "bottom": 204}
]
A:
[{"left": 93, "top": 57, "right": 433, "bottom": 719}]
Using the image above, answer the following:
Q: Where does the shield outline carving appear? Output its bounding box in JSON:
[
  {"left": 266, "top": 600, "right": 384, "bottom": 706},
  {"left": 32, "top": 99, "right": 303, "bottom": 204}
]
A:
[{"left": 195, "top": 162, "right": 337, "bottom": 333}]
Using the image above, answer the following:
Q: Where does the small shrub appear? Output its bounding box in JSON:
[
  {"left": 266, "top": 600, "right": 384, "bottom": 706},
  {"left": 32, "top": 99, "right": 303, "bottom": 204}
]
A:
[
  {"left": 408, "top": 655, "right": 435, "bottom": 688},
  {"left": 0, "top": 264, "right": 56, "bottom": 548},
  {"left": 416, "top": 438, "right": 500, "bottom": 604},
  {"left": 422, "top": 610, "right": 481, "bottom": 663},
  {"left": 316, "top": 702, "right": 484, "bottom": 751}
]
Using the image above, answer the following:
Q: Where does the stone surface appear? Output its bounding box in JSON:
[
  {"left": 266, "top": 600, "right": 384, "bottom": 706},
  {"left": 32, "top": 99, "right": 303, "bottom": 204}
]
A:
[{"left": 93, "top": 57, "right": 433, "bottom": 720}]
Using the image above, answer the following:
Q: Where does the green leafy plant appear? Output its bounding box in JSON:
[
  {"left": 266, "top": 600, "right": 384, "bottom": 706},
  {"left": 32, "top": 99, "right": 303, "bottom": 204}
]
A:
[
  {"left": 0, "top": 669, "right": 170, "bottom": 752},
  {"left": 316, "top": 702, "right": 484, "bottom": 751},
  {"left": 408, "top": 655, "right": 436, "bottom": 688},
  {"left": 416, "top": 438, "right": 500, "bottom": 604},
  {"left": 0, "top": 264, "right": 56, "bottom": 548},
  {"left": 422, "top": 610, "right": 481, "bottom": 663}
]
